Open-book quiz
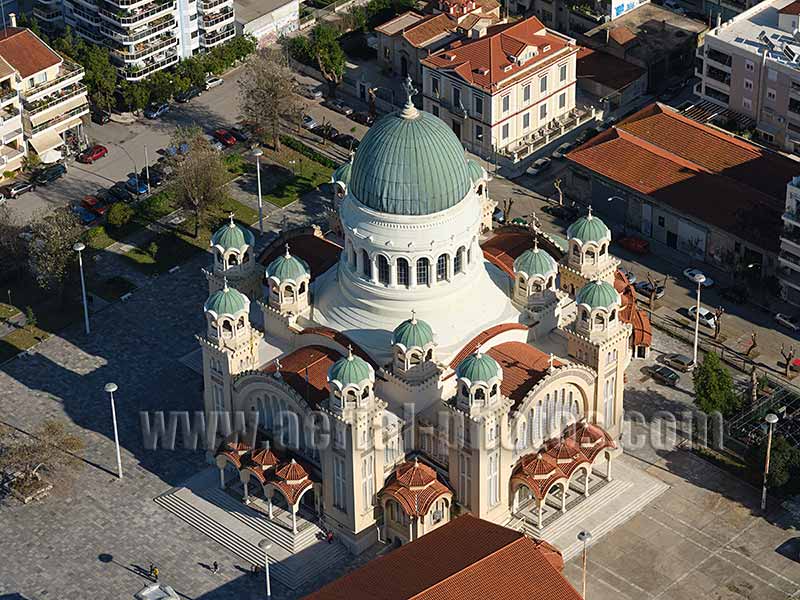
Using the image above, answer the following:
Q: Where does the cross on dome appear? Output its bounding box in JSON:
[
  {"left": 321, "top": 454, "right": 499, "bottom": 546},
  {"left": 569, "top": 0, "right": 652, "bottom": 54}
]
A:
[
  {"left": 275, "top": 357, "right": 282, "bottom": 371},
  {"left": 228, "top": 212, "right": 235, "bottom": 227},
  {"left": 411, "top": 309, "right": 417, "bottom": 324},
  {"left": 533, "top": 236, "right": 539, "bottom": 252},
  {"left": 401, "top": 76, "right": 419, "bottom": 119},
  {"left": 548, "top": 353, "right": 555, "bottom": 372},
  {"left": 347, "top": 344, "right": 354, "bottom": 361},
  {"left": 284, "top": 243, "right": 291, "bottom": 258},
  {"left": 587, "top": 205, "right": 593, "bottom": 220},
  {"left": 222, "top": 276, "right": 229, "bottom": 291}
]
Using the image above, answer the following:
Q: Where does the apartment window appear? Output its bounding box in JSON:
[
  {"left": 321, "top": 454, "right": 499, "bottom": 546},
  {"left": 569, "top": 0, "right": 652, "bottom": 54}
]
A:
[
  {"left": 475, "top": 124, "right": 483, "bottom": 141},
  {"left": 742, "top": 97, "right": 752, "bottom": 110},
  {"left": 213, "top": 384, "right": 224, "bottom": 412},
  {"left": 540, "top": 75, "right": 548, "bottom": 93},
  {"left": 539, "top": 103, "right": 547, "bottom": 120},
  {"left": 744, "top": 79, "right": 753, "bottom": 90},
  {"left": 191, "top": 30, "right": 198, "bottom": 38},
  {"left": 488, "top": 451, "right": 499, "bottom": 506},
  {"left": 502, "top": 94, "right": 510, "bottom": 112},
  {"left": 768, "top": 68, "right": 778, "bottom": 81},
  {"left": 502, "top": 123, "right": 509, "bottom": 139},
  {"left": 453, "top": 86, "right": 461, "bottom": 108},
  {"left": 458, "top": 453, "right": 471, "bottom": 503},
  {"left": 432, "top": 77, "right": 440, "bottom": 96},
  {"left": 417, "top": 257, "right": 430, "bottom": 285},
  {"left": 190, "top": 12, "right": 197, "bottom": 20},
  {"left": 558, "top": 92, "right": 566, "bottom": 109},
  {"left": 761, "top": 131, "right": 775, "bottom": 143},
  {"left": 361, "top": 454, "right": 374, "bottom": 509},
  {"left": 474, "top": 94, "right": 483, "bottom": 115},
  {"left": 522, "top": 112, "right": 530, "bottom": 129},
  {"left": 603, "top": 375, "right": 616, "bottom": 426},
  {"left": 383, "top": 47, "right": 390, "bottom": 60},
  {"left": 745, "top": 59, "right": 754, "bottom": 71},
  {"left": 333, "top": 455, "right": 346, "bottom": 510},
  {"left": 559, "top": 63, "right": 567, "bottom": 82},
  {"left": 432, "top": 105, "right": 439, "bottom": 117},
  {"left": 657, "top": 216, "right": 665, "bottom": 227},
  {"left": 523, "top": 83, "right": 531, "bottom": 102},
  {"left": 767, "top": 88, "right": 777, "bottom": 101},
  {"left": 34, "top": 72, "right": 47, "bottom": 84},
  {"left": 26, "top": 78, "right": 33, "bottom": 88}
]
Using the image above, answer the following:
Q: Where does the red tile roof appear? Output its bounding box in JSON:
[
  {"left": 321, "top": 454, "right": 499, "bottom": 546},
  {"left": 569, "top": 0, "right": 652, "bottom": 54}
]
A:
[
  {"left": 421, "top": 16, "right": 576, "bottom": 93},
  {"left": 0, "top": 28, "right": 62, "bottom": 79},
  {"left": 448, "top": 323, "right": 529, "bottom": 369},
  {"left": 567, "top": 103, "right": 800, "bottom": 253},
  {"left": 609, "top": 25, "right": 637, "bottom": 46},
  {"left": 298, "top": 326, "right": 379, "bottom": 368},
  {"left": 404, "top": 14, "right": 457, "bottom": 47},
  {"left": 380, "top": 459, "right": 452, "bottom": 517},
  {"left": 481, "top": 229, "right": 565, "bottom": 277},
  {"left": 577, "top": 47, "right": 645, "bottom": 92},
  {"left": 614, "top": 269, "right": 651, "bottom": 348},
  {"left": 486, "top": 341, "right": 561, "bottom": 409},
  {"left": 261, "top": 345, "right": 342, "bottom": 407},
  {"left": 259, "top": 234, "right": 341, "bottom": 281},
  {"left": 303, "top": 514, "right": 581, "bottom": 600},
  {"left": 780, "top": 0, "right": 800, "bottom": 13}
]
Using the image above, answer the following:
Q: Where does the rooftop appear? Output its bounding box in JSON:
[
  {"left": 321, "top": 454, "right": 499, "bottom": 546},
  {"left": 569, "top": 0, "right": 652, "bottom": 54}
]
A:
[
  {"left": 567, "top": 103, "right": 800, "bottom": 253},
  {"left": 260, "top": 345, "right": 342, "bottom": 408},
  {"left": 302, "top": 514, "right": 581, "bottom": 600},
  {"left": 0, "top": 28, "right": 62, "bottom": 79},
  {"left": 234, "top": 0, "right": 296, "bottom": 25},
  {"left": 487, "top": 341, "right": 562, "bottom": 408},
  {"left": 258, "top": 234, "right": 341, "bottom": 281},
  {"left": 577, "top": 46, "right": 646, "bottom": 92},
  {"left": 481, "top": 228, "right": 565, "bottom": 277}
]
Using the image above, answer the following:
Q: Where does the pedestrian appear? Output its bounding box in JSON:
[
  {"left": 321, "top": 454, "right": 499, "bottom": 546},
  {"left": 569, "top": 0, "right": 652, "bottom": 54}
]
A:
[
  {"left": 152, "top": 566, "right": 159, "bottom": 582},
  {"left": 148, "top": 563, "right": 154, "bottom": 579},
  {"left": 212, "top": 561, "right": 219, "bottom": 574}
]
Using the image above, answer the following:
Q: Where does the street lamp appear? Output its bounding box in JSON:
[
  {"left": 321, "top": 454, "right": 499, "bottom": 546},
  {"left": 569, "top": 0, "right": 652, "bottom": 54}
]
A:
[
  {"left": 144, "top": 144, "right": 151, "bottom": 194},
  {"left": 104, "top": 382, "right": 123, "bottom": 480},
  {"left": 253, "top": 148, "right": 264, "bottom": 236},
  {"left": 578, "top": 530, "right": 592, "bottom": 599},
  {"left": 73, "top": 242, "right": 90, "bottom": 335},
  {"left": 257, "top": 539, "right": 272, "bottom": 598},
  {"left": 692, "top": 273, "right": 706, "bottom": 369},
  {"left": 761, "top": 412, "right": 779, "bottom": 511}
]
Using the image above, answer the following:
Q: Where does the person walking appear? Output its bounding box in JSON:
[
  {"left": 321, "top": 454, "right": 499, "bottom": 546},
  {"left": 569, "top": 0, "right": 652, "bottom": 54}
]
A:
[
  {"left": 152, "top": 566, "right": 159, "bottom": 582},
  {"left": 212, "top": 561, "right": 219, "bottom": 574}
]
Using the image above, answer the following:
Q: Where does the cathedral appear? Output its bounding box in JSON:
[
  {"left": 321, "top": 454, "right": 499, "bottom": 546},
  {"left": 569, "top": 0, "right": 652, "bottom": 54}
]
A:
[{"left": 197, "top": 86, "right": 650, "bottom": 555}]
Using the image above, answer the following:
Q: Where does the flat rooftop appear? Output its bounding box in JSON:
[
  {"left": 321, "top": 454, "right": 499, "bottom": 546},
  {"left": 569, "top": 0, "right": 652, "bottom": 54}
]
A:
[
  {"left": 375, "top": 11, "right": 426, "bottom": 36},
  {"left": 234, "top": 0, "right": 295, "bottom": 25},
  {"left": 589, "top": 3, "right": 707, "bottom": 50}
]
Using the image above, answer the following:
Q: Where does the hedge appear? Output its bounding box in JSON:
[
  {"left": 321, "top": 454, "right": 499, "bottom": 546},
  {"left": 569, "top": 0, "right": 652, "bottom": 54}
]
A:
[{"left": 279, "top": 135, "right": 337, "bottom": 169}]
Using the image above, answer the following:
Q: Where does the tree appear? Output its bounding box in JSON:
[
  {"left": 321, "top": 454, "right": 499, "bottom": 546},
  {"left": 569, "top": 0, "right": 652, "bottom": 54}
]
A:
[
  {"left": 147, "top": 70, "right": 174, "bottom": 104},
  {"left": 0, "top": 420, "right": 85, "bottom": 497},
  {"left": 107, "top": 202, "right": 134, "bottom": 229},
  {"left": 27, "top": 207, "right": 83, "bottom": 298},
  {"left": 118, "top": 80, "right": 150, "bottom": 113},
  {"left": 746, "top": 435, "right": 800, "bottom": 490},
  {"left": 175, "top": 56, "right": 206, "bottom": 89},
  {"left": 746, "top": 331, "right": 758, "bottom": 357},
  {"left": 239, "top": 47, "right": 303, "bottom": 151},
  {"left": 285, "top": 36, "right": 315, "bottom": 66},
  {"left": 0, "top": 204, "right": 24, "bottom": 262},
  {"left": 312, "top": 24, "right": 346, "bottom": 96},
  {"left": 22, "top": 151, "right": 41, "bottom": 175},
  {"left": 713, "top": 306, "right": 725, "bottom": 340},
  {"left": 17, "top": 13, "right": 44, "bottom": 39},
  {"left": 693, "top": 351, "right": 740, "bottom": 417},
  {"left": 169, "top": 127, "right": 228, "bottom": 238},
  {"left": 502, "top": 198, "right": 515, "bottom": 222},
  {"left": 553, "top": 178, "right": 564, "bottom": 206},
  {"left": 781, "top": 343, "right": 795, "bottom": 378},
  {"left": 79, "top": 44, "right": 117, "bottom": 112}
]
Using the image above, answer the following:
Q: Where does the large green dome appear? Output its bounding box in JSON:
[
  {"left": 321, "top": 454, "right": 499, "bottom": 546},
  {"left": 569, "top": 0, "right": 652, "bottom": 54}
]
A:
[
  {"left": 576, "top": 280, "right": 620, "bottom": 309},
  {"left": 392, "top": 313, "right": 434, "bottom": 349},
  {"left": 211, "top": 217, "right": 255, "bottom": 251},
  {"left": 348, "top": 105, "right": 471, "bottom": 215},
  {"left": 456, "top": 351, "right": 502, "bottom": 383},
  {"left": 266, "top": 245, "right": 310, "bottom": 282},
  {"left": 204, "top": 281, "right": 249, "bottom": 316},
  {"left": 328, "top": 348, "right": 374, "bottom": 387},
  {"left": 567, "top": 207, "right": 610, "bottom": 244},
  {"left": 513, "top": 241, "right": 557, "bottom": 278}
]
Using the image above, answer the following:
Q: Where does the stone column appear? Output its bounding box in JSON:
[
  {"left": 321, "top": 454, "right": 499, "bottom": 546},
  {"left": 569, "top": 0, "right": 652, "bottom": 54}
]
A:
[
  {"left": 560, "top": 485, "right": 567, "bottom": 513},
  {"left": 243, "top": 479, "right": 249, "bottom": 503},
  {"left": 537, "top": 501, "right": 543, "bottom": 529},
  {"left": 291, "top": 505, "right": 298, "bottom": 534},
  {"left": 606, "top": 456, "right": 613, "bottom": 481},
  {"left": 584, "top": 471, "right": 590, "bottom": 497}
]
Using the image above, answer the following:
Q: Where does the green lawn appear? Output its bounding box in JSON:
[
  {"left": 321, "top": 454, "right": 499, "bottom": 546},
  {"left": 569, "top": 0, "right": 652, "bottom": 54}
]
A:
[
  {"left": 259, "top": 144, "right": 333, "bottom": 208},
  {"left": 0, "top": 325, "right": 50, "bottom": 363},
  {"left": 0, "top": 302, "right": 20, "bottom": 319}
]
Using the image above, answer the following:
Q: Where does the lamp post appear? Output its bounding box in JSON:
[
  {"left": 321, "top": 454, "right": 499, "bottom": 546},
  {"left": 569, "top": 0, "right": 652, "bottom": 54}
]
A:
[
  {"left": 257, "top": 539, "right": 272, "bottom": 598},
  {"left": 692, "top": 273, "right": 706, "bottom": 368},
  {"left": 104, "top": 382, "right": 123, "bottom": 479},
  {"left": 144, "top": 144, "right": 151, "bottom": 194},
  {"left": 578, "top": 530, "right": 592, "bottom": 599},
  {"left": 761, "top": 412, "right": 779, "bottom": 511},
  {"left": 253, "top": 148, "right": 264, "bottom": 236},
  {"left": 73, "top": 242, "right": 90, "bottom": 335}
]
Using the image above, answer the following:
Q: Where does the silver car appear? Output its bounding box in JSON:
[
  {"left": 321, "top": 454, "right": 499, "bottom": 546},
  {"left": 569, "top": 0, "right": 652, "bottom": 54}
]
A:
[{"left": 664, "top": 353, "right": 693, "bottom": 372}]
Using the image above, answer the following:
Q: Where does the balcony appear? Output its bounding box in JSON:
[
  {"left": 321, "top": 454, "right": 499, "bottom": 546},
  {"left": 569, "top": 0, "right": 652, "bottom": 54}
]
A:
[
  {"left": 200, "top": 25, "right": 234, "bottom": 47},
  {"left": 0, "top": 88, "right": 17, "bottom": 107},
  {"left": 706, "top": 65, "right": 731, "bottom": 87},
  {"left": 27, "top": 102, "right": 89, "bottom": 135},
  {"left": 22, "top": 61, "right": 84, "bottom": 103},
  {"left": 199, "top": 7, "right": 234, "bottom": 29},
  {"left": 780, "top": 250, "right": 800, "bottom": 272},
  {"left": 706, "top": 47, "right": 732, "bottom": 69},
  {"left": 0, "top": 145, "right": 24, "bottom": 169},
  {"left": 23, "top": 83, "right": 87, "bottom": 117},
  {"left": 567, "top": 1, "right": 606, "bottom": 22},
  {"left": 100, "top": 14, "right": 175, "bottom": 43},
  {"left": 111, "top": 34, "right": 176, "bottom": 63},
  {"left": 33, "top": 6, "right": 63, "bottom": 20},
  {"left": 779, "top": 265, "right": 800, "bottom": 291},
  {"left": 100, "top": 0, "right": 175, "bottom": 27},
  {"left": 199, "top": 0, "right": 231, "bottom": 10},
  {"left": 122, "top": 49, "right": 178, "bottom": 79},
  {"left": 784, "top": 211, "right": 800, "bottom": 227},
  {"left": 71, "top": 4, "right": 102, "bottom": 24}
]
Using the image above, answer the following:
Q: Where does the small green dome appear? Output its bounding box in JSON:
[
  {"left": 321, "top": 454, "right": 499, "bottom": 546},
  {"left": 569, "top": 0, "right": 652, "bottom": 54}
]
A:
[
  {"left": 567, "top": 207, "right": 610, "bottom": 244},
  {"left": 328, "top": 347, "right": 373, "bottom": 387},
  {"left": 456, "top": 351, "right": 502, "bottom": 383},
  {"left": 513, "top": 240, "right": 557, "bottom": 278},
  {"left": 205, "top": 281, "right": 249, "bottom": 316},
  {"left": 576, "top": 280, "right": 620, "bottom": 309},
  {"left": 467, "top": 159, "right": 486, "bottom": 185},
  {"left": 266, "top": 244, "right": 310, "bottom": 282},
  {"left": 211, "top": 215, "right": 255, "bottom": 250},
  {"left": 332, "top": 160, "right": 352, "bottom": 186},
  {"left": 349, "top": 103, "right": 471, "bottom": 216},
  {"left": 392, "top": 312, "right": 434, "bottom": 349}
]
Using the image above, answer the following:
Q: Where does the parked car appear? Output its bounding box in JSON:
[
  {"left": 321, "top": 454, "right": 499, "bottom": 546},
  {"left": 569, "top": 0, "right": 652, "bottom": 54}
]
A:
[
  {"left": 526, "top": 157, "right": 552, "bottom": 176},
  {"left": 205, "top": 75, "right": 223, "bottom": 90},
  {"left": 333, "top": 133, "right": 359, "bottom": 150},
  {"left": 683, "top": 267, "right": 714, "bottom": 287},
  {"left": 91, "top": 108, "right": 110, "bottom": 125},
  {"left": 34, "top": 163, "right": 66, "bottom": 186},
  {"left": 322, "top": 98, "right": 353, "bottom": 116},
  {"left": 175, "top": 86, "right": 201, "bottom": 103},
  {"left": 664, "top": 353, "right": 694, "bottom": 372},
  {"left": 492, "top": 207, "right": 505, "bottom": 223},
  {"left": 350, "top": 111, "right": 374, "bottom": 126},
  {"left": 775, "top": 312, "right": 800, "bottom": 332},
  {"left": 551, "top": 142, "right": 574, "bottom": 159},
  {"left": 575, "top": 127, "right": 599, "bottom": 145},
  {"left": 71, "top": 205, "right": 99, "bottom": 226},
  {"left": 126, "top": 175, "right": 148, "bottom": 195},
  {"left": 77, "top": 144, "right": 108, "bottom": 164},
  {"left": 620, "top": 268, "right": 637, "bottom": 285},
  {"left": 633, "top": 280, "right": 665, "bottom": 299},
  {"left": 231, "top": 124, "right": 252, "bottom": 143},
  {"left": 144, "top": 102, "right": 169, "bottom": 119},
  {"left": 542, "top": 204, "right": 579, "bottom": 221},
  {"left": 81, "top": 194, "right": 108, "bottom": 216},
  {"left": 300, "top": 85, "right": 323, "bottom": 100},
  {"left": 687, "top": 305, "right": 716, "bottom": 329},
  {"left": 316, "top": 124, "right": 339, "bottom": 140},
  {"left": 618, "top": 236, "right": 649, "bottom": 254},
  {"left": 3, "top": 180, "right": 34, "bottom": 198},
  {"left": 140, "top": 168, "right": 163, "bottom": 188},
  {"left": 720, "top": 286, "right": 748, "bottom": 304},
  {"left": 95, "top": 189, "right": 115, "bottom": 205},
  {"left": 650, "top": 365, "right": 679, "bottom": 387},
  {"left": 213, "top": 129, "right": 237, "bottom": 147},
  {"left": 109, "top": 183, "right": 133, "bottom": 203},
  {"left": 302, "top": 114, "right": 318, "bottom": 130}
]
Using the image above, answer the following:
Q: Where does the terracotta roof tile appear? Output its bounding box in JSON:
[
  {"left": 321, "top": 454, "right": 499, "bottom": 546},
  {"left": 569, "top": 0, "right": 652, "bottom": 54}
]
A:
[
  {"left": 609, "top": 25, "right": 637, "bottom": 46},
  {"left": 259, "top": 234, "right": 341, "bottom": 282},
  {"left": 615, "top": 269, "right": 652, "bottom": 347},
  {"left": 261, "top": 345, "right": 342, "bottom": 407},
  {"left": 780, "top": 0, "right": 800, "bottom": 13},
  {"left": 298, "top": 327, "right": 379, "bottom": 368},
  {"left": 0, "top": 28, "right": 62, "bottom": 79},
  {"left": 481, "top": 229, "right": 564, "bottom": 277},
  {"left": 448, "top": 323, "right": 528, "bottom": 369},
  {"left": 577, "top": 46, "right": 645, "bottom": 92},
  {"left": 380, "top": 460, "right": 452, "bottom": 517},
  {"left": 404, "top": 14, "right": 456, "bottom": 47},
  {"left": 486, "top": 341, "right": 561, "bottom": 409},
  {"left": 303, "top": 514, "right": 581, "bottom": 600}
]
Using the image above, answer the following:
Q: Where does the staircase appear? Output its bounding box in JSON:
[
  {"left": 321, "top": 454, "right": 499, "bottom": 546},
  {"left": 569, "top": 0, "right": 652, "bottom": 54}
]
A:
[{"left": 154, "top": 486, "right": 350, "bottom": 589}]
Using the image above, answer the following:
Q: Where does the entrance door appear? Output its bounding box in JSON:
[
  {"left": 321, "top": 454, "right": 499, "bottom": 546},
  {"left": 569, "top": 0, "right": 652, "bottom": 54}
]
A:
[{"left": 666, "top": 230, "right": 678, "bottom": 249}]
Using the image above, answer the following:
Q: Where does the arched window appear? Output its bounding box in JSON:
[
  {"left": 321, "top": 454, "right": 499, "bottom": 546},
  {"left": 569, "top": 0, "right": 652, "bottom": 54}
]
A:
[
  {"left": 425, "top": 349, "right": 433, "bottom": 360},
  {"left": 436, "top": 254, "right": 448, "bottom": 281},
  {"left": 467, "top": 246, "right": 472, "bottom": 264},
  {"left": 600, "top": 244, "right": 607, "bottom": 255},
  {"left": 409, "top": 351, "right": 421, "bottom": 366},
  {"left": 490, "top": 384, "right": 498, "bottom": 397},
  {"left": 377, "top": 255, "right": 390, "bottom": 284},
  {"left": 461, "top": 383, "right": 469, "bottom": 397},
  {"left": 517, "top": 277, "right": 526, "bottom": 294},
  {"left": 586, "top": 249, "right": 596, "bottom": 264},
  {"left": 242, "top": 250, "right": 250, "bottom": 264},
  {"left": 475, "top": 387, "right": 485, "bottom": 400},
  {"left": 362, "top": 386, "right": 370, "bottom": 398},
  {"left": 285, "top": 284, "right": 295, "bottom": 301},
  {"left": 417, "top": 258, "right": 430, "bottom": 285},
  {"left": 299, "top": 281, "right": 306, "bottom": 295},
  {"left": 581, "top": 308, "right": 589, "bottom": 322},
  {"left": 350, "top": 244, "right": 357, "bottom": 270},
  {"left": 595, "top": 313, "right": 604, "bottom": 326},
  {"left": 455, "top": 247, "right": 465, "bottom": 273},
  {"left": 237, "top": 316, "right": 245, "bottom": 328},
  {"left": 222, "top": 320, "right": 233, "bottom": 335},
  {"left": 532, "top": 281, "right": 543, "bottom": 293},
  {"left": 362, "top": 250, "right": 372, "bottom": 278},
  {"left": 572, "top": 244, "right": 580, "bottom": 256},
  {"left": 271, "top": 284, "right": 280, "bottom": 300},
  {"left": 397, "top": 258, "right": 409, "bottom": 287},
  {"left": 609, "top": 309, "right": 616, "bottom": 321},
  {"left": 477, "top": 184, "right": 483, "bottom": 196},
  {"left": 216, "top": 250, "right": 224, "bottom": 263}
]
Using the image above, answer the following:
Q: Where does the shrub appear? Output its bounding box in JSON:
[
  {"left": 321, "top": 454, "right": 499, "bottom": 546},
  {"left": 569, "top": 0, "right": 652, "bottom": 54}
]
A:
[
  {"left": 137, "top": 191, "right": 174, "bottom": 221},
  {"left": 107, "top": 202, "right": 135, "bottom": 229},
  {"left": 147, "top": 241, "right": 159, "bottom": 258},
  {"left": 279, "top": 135, "right": 336, "bottom": 169}
]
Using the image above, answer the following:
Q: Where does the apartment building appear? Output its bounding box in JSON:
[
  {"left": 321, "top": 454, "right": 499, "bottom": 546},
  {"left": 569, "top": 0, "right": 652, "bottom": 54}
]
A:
[
  {"left": 420, "top": 16, "right": 579, "bottom": 162},
  {"left": 63, "top": 0, "right": 234, "bottom": 81},
  {"left": 697, "top": 0, "right": 800, "bottom": 154},
  {"left": 779, "top": 176, "right": 800, "bottom": 304},
  {"left": 0, "top": 23, "right": 89, "bottom": 164}
]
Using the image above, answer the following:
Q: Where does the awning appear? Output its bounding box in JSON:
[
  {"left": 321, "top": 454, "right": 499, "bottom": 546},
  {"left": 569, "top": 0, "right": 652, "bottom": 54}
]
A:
[
  {"left": 29, "top": 94, "right": 88, "bottom": 128},
  {"left": 28, "top": 128, "right": 63, "bottom": 155},
  {"left": 39, "top": 148, "right": 62, "bottom": 164}
]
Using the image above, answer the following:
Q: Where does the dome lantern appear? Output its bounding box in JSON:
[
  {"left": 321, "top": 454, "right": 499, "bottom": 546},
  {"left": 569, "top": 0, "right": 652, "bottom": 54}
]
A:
[{"left": 567, "top": 206, "right": 611, "bottom": 245}]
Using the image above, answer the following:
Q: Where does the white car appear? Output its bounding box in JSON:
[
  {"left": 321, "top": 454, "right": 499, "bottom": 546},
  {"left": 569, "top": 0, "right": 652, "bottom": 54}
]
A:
[
  {"left": 204, "top": 75, "right": 223, "bottom": 90},
  {"left": 527, "top": 157, "right": 552, "bottom": 176},
  {"left": 551, "top": 142, "right": 574, "bottom": 159},
  {"left": 775, "top": 312, "right": 800, "bottom": 332},
  {"left": 204, "top": 135, "right": 224, "bottom": 151},
  {"left": 302, "top": 114, "right": 318, "bottom": 130},
  {"left": 688, "top": 305, "right": 716, "bottom": 329},
  {"left": 683, "top": 268, "right": 714, "bottom": 287}
]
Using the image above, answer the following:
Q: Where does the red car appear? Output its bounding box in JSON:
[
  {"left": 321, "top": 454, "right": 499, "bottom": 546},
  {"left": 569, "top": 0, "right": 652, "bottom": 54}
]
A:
[
  {"left": 618, "top": 236, "right": 649, "bottom": 254},
  {"left": 81, "top": 194, "right": 108, "bottom": 216},
  {"left": 213, "top": 129, "right": 237, "bottom": 147},
  {"left": 77, "top": 144, "right": 108, "bottom": 164}
]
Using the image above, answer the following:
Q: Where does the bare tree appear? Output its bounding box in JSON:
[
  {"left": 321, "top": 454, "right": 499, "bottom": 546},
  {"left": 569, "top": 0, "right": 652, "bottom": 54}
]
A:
[
  {"left": 502, "top": 198, "right": 515, "bottom": 222},
  {"left": 553, "top": 178, "right": 564, "bottom": 206},
  {"left": 170, "top": 127, "right": 229, "bottom": 238},
  {"left": 646, "top": 272, "right": 658, "bottom": 308},
  {"left": 746, "top": 331, "right": 758, "bottom": 357},
  {"left": 27, "top": 207, "right": 82, "bottom": 300},
  {"left": 781, "top": 343, "right": 795, "bottom": 377},
  {"left": 0, "top": 204, "right": 24, "bottom": 261},
  {"left": 713, "top": 306, "right": 725, "bottom": 340},
  {"left": 239, "top": 47, "right": 303, "bottom": 151}
]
